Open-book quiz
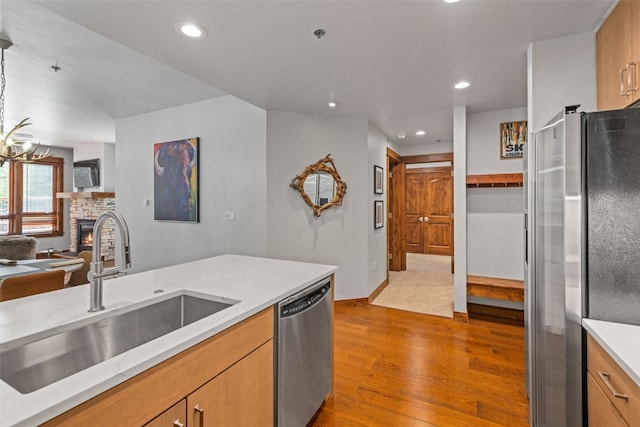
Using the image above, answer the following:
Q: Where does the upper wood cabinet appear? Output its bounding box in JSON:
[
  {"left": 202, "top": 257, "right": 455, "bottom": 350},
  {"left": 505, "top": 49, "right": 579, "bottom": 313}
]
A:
[{"left": 597, "top": 0, "right": 640, "bottom": 110}]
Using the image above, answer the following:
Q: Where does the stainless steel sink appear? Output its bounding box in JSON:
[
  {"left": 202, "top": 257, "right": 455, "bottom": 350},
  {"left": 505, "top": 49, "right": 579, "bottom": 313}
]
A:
[{"left": 0, "top": 292, "right": 238, "bottom": 393}]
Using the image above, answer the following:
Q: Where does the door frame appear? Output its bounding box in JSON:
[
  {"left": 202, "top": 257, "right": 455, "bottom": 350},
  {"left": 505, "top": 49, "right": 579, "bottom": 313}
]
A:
[{"left": 387, "top": 149, "right": 454, "bottom": 274}]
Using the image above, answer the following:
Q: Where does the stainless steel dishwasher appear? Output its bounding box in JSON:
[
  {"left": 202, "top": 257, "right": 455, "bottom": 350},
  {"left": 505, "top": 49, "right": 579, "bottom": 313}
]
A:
[{"left": 276, "top": 277, "right": 332, "bottom": 427}]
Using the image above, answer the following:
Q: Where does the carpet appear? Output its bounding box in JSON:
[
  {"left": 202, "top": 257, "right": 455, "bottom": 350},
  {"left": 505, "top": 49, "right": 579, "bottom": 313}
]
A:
[{"left": 371, "top": 253, "right": 454, "bottom": 318}]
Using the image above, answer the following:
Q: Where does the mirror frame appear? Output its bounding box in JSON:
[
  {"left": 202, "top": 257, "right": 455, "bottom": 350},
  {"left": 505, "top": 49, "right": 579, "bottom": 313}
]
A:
[{"left": 290, "top": 154, "right": 347, "bottom": 217}]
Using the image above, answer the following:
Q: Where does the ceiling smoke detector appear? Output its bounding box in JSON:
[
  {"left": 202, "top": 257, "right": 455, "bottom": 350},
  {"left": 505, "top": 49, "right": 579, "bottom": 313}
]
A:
[{"left": 313, "top": 29, "right": 326, "bottom": 39}]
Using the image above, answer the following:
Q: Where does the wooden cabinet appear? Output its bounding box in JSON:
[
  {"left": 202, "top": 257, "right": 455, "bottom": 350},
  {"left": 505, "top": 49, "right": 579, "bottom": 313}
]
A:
[
  {"left": 587, "top": 333, "right": 640, "bottom": 427},
  {"left": 597, "top": 0, "right": 640, "bottom": 110},
  {"left": 145, "top": 400, "right": 187, "bottom": 427},
  {"left": 43, "top": 307, "right": 274, "bottom": 426},
  {"left": 187, "top": 341, "right": 273, "bottom": 427}
]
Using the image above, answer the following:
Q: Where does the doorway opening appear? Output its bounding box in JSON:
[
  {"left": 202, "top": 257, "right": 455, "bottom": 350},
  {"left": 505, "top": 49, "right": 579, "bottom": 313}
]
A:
[{"left": 372, "top": 149, "right": 454, "bottom": 318}]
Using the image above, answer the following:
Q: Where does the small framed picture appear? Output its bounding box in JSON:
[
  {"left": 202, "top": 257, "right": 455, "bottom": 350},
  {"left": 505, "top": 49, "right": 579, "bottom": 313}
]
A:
[
  {"left": 500, "top": 120, "right": 527, "bottom": 159},
  {"left": 374, "top": 200, "right": 384, "bottom": 229},
  {"left": 374, "top": 165, "right": 383, "bottom": 194}
]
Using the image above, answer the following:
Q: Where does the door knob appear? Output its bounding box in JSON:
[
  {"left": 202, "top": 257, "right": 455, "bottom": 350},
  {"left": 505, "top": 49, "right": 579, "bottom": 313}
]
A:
[
  {"left": 425, "top": 217, "right": 429, "bottom": 222},
  {"left": 418, "top": 217, "right": 423, "bottom": 222}
]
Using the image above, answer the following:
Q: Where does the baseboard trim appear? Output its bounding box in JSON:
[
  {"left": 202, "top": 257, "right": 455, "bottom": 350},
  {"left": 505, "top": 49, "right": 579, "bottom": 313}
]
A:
[
  {"left": 368, "top": 278, "right": 389, "bottom": 303},
  {"left": 453, "top": 311, "right": 469, "bottom": 323},
  {"left": 334, "top": 298, "right": 369, "bottom": 308}
]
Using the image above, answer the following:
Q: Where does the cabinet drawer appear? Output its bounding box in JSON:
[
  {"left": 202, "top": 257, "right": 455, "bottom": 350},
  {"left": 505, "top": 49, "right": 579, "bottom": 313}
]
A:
[
  {"left": 587, "top": 334, "right": 640, "bottom": 426},
  {"left": 588, "top": 372, "right": 629, "bottom": 427},
  {"left": 144, "top": 399, "right": 186, "bottom": 427}
]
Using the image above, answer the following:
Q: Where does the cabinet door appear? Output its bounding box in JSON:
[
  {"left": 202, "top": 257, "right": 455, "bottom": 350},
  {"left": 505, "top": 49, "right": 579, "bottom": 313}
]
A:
[
  {"left": 597, "top": 0, "right": 634, "bottom": 110},
  {"left": 144, "top": 399, "right": 187, "bottom": 427},
  {"left": 587, "top": 372, "right": 628, "bottom": 427},
  {"left": 187, "top": 340, "right": 273, "bottom": 427},
  {"left": 632, "top": 0, "right": 640, "bottom": 105}
]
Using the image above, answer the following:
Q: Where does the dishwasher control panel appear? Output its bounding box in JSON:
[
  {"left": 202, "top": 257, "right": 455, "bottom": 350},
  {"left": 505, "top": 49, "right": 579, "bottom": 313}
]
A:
[{"left": 280, "top": 283, "right": 330, "bottom": 317}]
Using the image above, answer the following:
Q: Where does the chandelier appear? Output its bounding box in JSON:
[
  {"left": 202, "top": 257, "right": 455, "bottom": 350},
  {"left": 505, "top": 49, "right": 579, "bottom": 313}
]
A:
[{"left": 0, "top": 38, "right": 50, "bottom": 167}]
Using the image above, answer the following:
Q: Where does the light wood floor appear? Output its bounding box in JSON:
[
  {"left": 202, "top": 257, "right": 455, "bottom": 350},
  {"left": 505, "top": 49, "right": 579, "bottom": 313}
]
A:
[{"left": 312, "top": 303, "right": 529, "bottom": 427}]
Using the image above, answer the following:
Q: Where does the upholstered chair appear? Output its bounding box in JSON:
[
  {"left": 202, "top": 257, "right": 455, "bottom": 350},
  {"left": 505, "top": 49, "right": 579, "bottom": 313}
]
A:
[
  {"left": 0, "top": 235, "right": 37, "bottom": 260},
  {"left": 66, "top": 250, "right": 93, "bottom": 286}
]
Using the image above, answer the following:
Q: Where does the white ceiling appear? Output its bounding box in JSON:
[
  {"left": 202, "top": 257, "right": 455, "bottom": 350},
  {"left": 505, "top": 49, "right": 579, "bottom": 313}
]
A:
[{"left": 1, "top": 0, "right": 613, "bottom": 148}]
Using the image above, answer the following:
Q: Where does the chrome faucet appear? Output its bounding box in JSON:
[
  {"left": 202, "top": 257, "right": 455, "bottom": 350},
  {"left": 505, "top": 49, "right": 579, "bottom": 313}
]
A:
[{"left": 88, "top": 210, "right": 131, "bottom": 312}]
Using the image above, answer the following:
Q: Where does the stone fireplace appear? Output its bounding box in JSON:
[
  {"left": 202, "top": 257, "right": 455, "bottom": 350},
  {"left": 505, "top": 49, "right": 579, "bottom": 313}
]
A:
[{"left": 58, "top": 192, "right": 116, "bottom": 260}]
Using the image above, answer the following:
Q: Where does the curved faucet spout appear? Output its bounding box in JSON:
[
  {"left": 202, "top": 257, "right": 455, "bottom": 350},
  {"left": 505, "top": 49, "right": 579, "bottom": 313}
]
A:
[{"left": 88, "top": 210, "right": 132, "bottom": 312}]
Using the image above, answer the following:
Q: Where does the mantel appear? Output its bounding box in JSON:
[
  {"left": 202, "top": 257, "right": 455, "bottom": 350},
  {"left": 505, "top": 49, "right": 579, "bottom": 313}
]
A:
[{"left": 56, "top": 192, "right": 115, "bottom": 199}]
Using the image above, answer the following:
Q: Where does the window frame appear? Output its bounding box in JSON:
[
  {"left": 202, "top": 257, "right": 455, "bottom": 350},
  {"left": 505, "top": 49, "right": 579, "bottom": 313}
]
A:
[{"left": 0, "top": 157, "right": 64, "bottom": 237}]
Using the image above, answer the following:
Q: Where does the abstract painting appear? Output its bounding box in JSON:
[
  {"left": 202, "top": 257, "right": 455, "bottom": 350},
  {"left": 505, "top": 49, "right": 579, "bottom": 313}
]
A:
[{"left": 153, "top": 138, "right": 199, "bottom": 222}]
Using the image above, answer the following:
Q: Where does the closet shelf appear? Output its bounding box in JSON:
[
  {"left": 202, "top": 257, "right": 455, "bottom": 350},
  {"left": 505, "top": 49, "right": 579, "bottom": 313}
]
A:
[{"left": 466, "top": 173, "right": 523, "bottom": 188}]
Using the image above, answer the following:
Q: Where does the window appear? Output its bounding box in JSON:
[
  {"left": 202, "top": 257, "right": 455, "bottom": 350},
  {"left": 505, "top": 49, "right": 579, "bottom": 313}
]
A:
[{"left": 0, "top": 157, "right": 64, "bottom": 237}]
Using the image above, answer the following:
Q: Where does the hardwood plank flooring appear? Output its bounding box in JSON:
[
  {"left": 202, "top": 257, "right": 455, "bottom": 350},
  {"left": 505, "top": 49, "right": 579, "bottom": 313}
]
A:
[{"left": 312, "top": 304, "right": 529, "bottom": 426}]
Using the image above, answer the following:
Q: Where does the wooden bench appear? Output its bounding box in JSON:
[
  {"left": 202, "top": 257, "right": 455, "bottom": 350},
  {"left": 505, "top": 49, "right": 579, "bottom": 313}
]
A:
[{"left": 467, "top": 275, "right": 524, "bottom": 325}]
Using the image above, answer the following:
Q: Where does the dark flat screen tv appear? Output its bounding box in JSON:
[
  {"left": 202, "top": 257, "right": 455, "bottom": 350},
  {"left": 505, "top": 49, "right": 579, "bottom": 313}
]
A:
[{"left": 73, "top": 159, "right": 100, "bottom": 188}]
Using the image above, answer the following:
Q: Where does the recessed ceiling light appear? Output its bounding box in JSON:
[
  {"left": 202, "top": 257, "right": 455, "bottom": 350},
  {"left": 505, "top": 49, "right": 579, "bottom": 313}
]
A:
[
  {"left": 176, "top": 22, "right": 207, "bottom": 39},
  {"left": 444, "top": 0, "right": 460, "bottom": 3},
  {"left": 416, "top": 130, "right": 426, "bottom": 136},
  {"left": 398, "top": 133, "right": 406, "bottom": 139},
  {"left": 454, "top": 81, "right": 470, "bottom": 89},
  {"left": 328, "top": 102, "right": 337, "bottom": 108}
]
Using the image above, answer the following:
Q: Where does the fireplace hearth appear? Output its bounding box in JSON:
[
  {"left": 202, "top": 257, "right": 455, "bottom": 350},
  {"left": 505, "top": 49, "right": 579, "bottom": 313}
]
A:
[{"left": 77, "top": 219, "right": 96, "bottom": 252}]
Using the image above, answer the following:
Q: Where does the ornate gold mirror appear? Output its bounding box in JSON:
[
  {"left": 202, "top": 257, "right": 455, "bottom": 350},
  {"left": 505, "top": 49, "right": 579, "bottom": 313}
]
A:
[{"left": 290, "top": 154, "right": 347, "bottom": 217}]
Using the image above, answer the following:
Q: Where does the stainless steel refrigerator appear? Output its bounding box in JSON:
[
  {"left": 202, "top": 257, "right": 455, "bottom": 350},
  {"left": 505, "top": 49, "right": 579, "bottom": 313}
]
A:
[{"left": 525, "top": 106, "right": 640, "bottom": 427}]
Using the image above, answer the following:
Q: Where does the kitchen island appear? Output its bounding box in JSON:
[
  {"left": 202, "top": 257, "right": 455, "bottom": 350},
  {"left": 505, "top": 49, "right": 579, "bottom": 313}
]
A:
[{"left": 0, "top": 254, "right": 337, "bottom": 427}]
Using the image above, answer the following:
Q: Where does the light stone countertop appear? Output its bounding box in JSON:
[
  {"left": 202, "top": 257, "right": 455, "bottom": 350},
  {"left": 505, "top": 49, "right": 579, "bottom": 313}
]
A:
[
  {"left": 582, "top": 318, "right": 640, "bottom": 387},
  {"left": 0, "top": 254, "right": 338, "bottom": 427}
]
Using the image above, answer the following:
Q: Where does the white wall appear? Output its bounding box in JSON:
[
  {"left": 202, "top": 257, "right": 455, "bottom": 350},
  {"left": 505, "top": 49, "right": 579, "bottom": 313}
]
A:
[
  {"left": 467, "top": 107, "right": 525, "bottom": 282},
  {"left": 266, "top": 111, "right": 369, "bottom": 300},
  {"left": 115, "top": 96, "right": 267, "bottom": 273},
  {"left": 35, "top": 145, "right": 73, "bottom": 252},
  {"left": 103, "top": 144, "right": 116, "bottom": 192},
  {"left": 528, "top": 31, "right": 597, "bottom": 133},
  {"left": 367, "top": 123, "right": 388, "bottom": 292},
  {"left": 397, "top": 142, "right": 453, "bottom": 156},
  {"left": 467, "top": 108, "right": 526, "bottom": 175}
]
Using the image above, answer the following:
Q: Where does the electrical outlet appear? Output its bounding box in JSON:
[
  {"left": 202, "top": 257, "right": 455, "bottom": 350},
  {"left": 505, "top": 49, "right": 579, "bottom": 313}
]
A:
[
  {"left": 372, "top": 261, "right": 376, "bottom": 271},
  {"left": 224, "top": 211, "right": 236, "bottom": 221}
]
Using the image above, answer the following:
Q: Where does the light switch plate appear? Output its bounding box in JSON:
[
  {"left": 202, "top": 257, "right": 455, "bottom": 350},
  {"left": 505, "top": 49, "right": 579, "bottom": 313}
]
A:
[{"left": 224, "top": 211, "right": 236, "bottom": 221}]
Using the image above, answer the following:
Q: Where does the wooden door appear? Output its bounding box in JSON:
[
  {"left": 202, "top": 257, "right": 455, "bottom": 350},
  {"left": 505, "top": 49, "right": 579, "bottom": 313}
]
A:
[
  {"left": 423, "top": 171, "right": 452, "bottom": 255},
  {"left": 405, "top": 169, "right": 452, "bottom": 256},
  {"left": 405, "top": 173, "right": 423, "bottom": 253},
  {"left": 388, "top": 157, "right": 405, "bottom": 271}
]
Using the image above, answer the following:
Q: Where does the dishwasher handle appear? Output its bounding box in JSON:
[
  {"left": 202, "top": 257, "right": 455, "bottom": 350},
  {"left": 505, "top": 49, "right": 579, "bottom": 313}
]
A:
[{"left": 280, "top": 282, "right": 331, "bottom": 318}]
